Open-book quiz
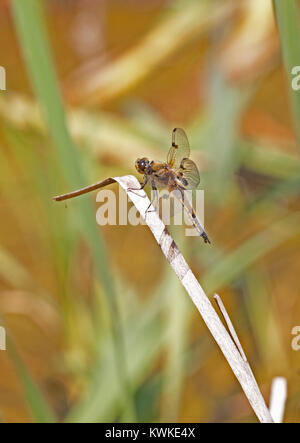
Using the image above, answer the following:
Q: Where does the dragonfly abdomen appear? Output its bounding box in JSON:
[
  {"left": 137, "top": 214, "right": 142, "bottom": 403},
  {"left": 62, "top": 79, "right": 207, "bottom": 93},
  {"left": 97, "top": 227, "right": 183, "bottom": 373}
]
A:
[{"left": 178, "top": 196, "right": 210, "bottom": 244}]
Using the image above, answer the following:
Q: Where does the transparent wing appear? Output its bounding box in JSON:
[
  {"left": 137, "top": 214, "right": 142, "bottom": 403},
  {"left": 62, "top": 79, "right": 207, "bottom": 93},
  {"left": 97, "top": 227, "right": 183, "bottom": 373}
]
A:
[
  {"left": 167, "top": 128, "right": 190, "bottom": 168},
  {"left": 177, "top": 158, "right": 200, "bottom": 189}
]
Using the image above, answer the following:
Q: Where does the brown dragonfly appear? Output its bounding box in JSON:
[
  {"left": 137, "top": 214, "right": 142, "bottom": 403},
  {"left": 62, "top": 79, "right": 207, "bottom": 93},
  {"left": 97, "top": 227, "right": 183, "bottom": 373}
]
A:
[
  {"left": 53, "top": 128, "right": 210, "bottom": 244},
  {"left": 133, "top": 128, "right": 210, "bottom": 244}
]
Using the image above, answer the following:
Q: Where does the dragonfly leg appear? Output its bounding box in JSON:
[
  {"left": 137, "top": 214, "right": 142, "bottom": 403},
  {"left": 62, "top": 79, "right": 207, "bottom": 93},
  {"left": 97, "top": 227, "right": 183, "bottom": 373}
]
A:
[
  {"left": 145, "top": 186, "right": 158, "bottom": 219},
  {"left": 127, "top": 176, "right": 148, "bottom": 197}
]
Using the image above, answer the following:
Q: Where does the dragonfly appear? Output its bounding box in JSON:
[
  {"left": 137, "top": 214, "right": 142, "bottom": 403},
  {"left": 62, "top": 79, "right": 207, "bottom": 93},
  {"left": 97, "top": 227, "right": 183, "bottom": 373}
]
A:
[
  {"left": 53, "top": 128, "right": 210, "bottom": 244},
  {"left": 133, "top": 128, "right": 210, "bottom": 244}
]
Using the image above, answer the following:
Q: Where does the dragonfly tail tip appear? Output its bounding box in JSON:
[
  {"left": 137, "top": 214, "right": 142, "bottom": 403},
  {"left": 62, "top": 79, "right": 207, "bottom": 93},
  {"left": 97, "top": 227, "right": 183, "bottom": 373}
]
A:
[{"left": 201, "top": 232, "right": 211, "bottom": 244}]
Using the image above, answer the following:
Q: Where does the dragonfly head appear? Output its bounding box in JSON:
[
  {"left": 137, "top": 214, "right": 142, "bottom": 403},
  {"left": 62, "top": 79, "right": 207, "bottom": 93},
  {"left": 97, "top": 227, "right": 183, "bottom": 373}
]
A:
[{"left": 135, "top": 157, "right": 150, "bottom": 174}]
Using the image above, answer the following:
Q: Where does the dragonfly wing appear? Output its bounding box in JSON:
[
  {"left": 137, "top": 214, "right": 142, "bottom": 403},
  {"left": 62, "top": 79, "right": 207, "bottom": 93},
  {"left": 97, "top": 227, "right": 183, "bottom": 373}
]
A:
[
  {"left": 177, "top": 158, "right": 200, "bottom": 189},
  {"left": 167, "top": 128, "right": 190, "bottom": 168}
]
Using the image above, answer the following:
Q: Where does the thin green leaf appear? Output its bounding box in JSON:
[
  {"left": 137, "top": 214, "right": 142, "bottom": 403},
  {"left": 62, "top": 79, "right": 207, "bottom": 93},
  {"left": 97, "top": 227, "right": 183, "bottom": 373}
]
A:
[
  {"left": 273, "top": 0, "right": 300, "bottom": 151},
  {"left": 11, "top": 0, "right": 136, "bottom": 421}
]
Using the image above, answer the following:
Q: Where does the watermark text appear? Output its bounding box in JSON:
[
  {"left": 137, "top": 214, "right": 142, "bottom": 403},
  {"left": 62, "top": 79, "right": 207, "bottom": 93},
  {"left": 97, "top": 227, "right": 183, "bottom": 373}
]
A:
[
  {"left": 95, "top": 188, "right": 205, "bottom": 236},
  {"left": 0, "top": 326, "right": 6, "bottom": 351},
  {"left": 291, "top": 326, "right": 300, "bottom": 350},
  {"left": 0, "top": 66, "right": 6, "bottom": 91}
]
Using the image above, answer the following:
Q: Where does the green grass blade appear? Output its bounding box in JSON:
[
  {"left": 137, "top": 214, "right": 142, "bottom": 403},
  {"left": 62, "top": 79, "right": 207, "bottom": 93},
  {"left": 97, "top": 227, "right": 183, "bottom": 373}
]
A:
[
  {"left": 203, "top": 211, "right": 300, "bottom": 294},
  {"left": 273, "top": 0, "right": 300, "bottom": 151},
  {"left": 1, "top": 322, "right": 57, "bottom": 423},
  {"left": 10, "top": 0, "right": 110, "bottom": 287},
  {"left": 11, "top": 0, "right": 136, "bottom": 421}
]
